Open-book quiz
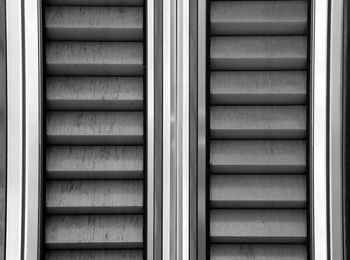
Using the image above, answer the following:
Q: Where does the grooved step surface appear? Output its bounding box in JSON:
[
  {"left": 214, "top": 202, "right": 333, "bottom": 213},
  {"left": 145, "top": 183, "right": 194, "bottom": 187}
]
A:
[
  {"left": 46, "top": 42, "right": 143, "bottom": 76},
  {"left": 211, "top": 36, "right": 307, "bottom": 70},
  {"left": 46, "top": 250, "right": 143, "bottom": 260},
  {"left": 46, "top": 6, "right": 143, "bottom": 41},
  {"left": 210, "top": 140, "right": 306, "bottom": 174},
  {"left": 210, "top": 175, "right": 306, "bottom": 208},
  {"left": 46, "top": 77, "right": 143, "bottom": 110},
  {"left": 46, "top": 112, "right": 143, "bottom": 144},
  {"left": 46, "top": 0, "right": 144, "bottom": 5},
  {"left": 210, "top": 210, "right": 307, "bottom": 243},
  {"left": 210, "top": 245, "right": 307, "bottom": 260},
  {"left": 210, "top": 106, "right": 306, "bottom": 139},
  {"left": 44, "top": 0, "right": 145, "bottom": 256},
  {"left": 210, "top": 71, "right": 306, "bottom": 105},
  {"left": 211, "top": 1, "right": 308, "bottom": 35},
  {"left": 46, "top": 146, "right": 143, "bottom": 179},
  {"left": 46, "top": 181, "right": 143, "bottom": 214},
  {"left": 46, "top": 215, "right": 143, "bottom": 249},
  {"left": 209, "top": 0, "right": 309, "bottom": 257}
]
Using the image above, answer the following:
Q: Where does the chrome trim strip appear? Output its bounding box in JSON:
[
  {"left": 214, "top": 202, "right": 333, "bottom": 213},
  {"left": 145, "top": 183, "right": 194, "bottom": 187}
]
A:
[
  {"left": 147, "top": 0, "right": 155, "bottom": 258},
  {"left": 23, "top": 0, "right": 42, "bottom": 259},
  {"left": 310, "top": 0, "right": 329, "bottom": 258},
  {"left": 178, "top": 0, "right": 189, "bottom": 258},
  {"left": 197, "top": 0, "right": 207, "bottom": 259},
  {"left": 5, "top": 0, "right": 24, "bottom": 258},
  {"left": 329, "top": 0, "right": 344, "bottom": 258},
  {"left": 163, "top": 0, "right": 176, "bottom": 258}
]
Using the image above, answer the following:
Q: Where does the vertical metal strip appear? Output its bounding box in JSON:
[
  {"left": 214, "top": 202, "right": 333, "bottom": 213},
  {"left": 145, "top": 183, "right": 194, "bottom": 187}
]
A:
[
  {"left": 163, "top": 0, "right": 189, "bottom": 258},
  {"left": 177, "top": 0, "right": 190, "bottom": 258},
  {"left": 310, "top": 0, "right": 329, "bottom": 258},
  {"left": 147, "top": 0, "right": 155, "bottom": 258},
  {"left": 197, "top": 0, "right": 207, "bottom": 259},
  {"left": 154, "top": 0, "right": 163, "bottom": 258},
  {"left": 329, "top": 0, "right": 344, "bottom": 258},
  {"left": 180, "top": 0, "right": 190, "bottom": 258},
  {"left": 0, "top": 0, "right": 6, "bottom": 258},
  {"left": 163, "top": 0, "right": 176, "bottom": 258},
  {"left": 189, "top": 0, "right": 198, "bottom": 258},
  {"left": 23, "top": 0, "right": 42, "bottom": 259},
  {"left": 5, "top": 0, "right": 24, "bottom": 258}
]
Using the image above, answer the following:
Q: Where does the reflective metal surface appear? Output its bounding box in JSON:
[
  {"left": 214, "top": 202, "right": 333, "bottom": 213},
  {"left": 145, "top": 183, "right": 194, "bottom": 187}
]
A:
[
  {"left": 197, "top": 0, "right": 207, "bottom": 258},
  {"left": 5, "top": 0, "right": 24, "bottom": 258},
  {"left": 163, "top": 0, "right": 176, "bottom": 258},
  {"left": 23, "top": 0, "right": 42, "bottom": 258},
  {"left": 329, "top": 0, "right": 344, "bottom": 258},
  {"left": 310, "top": 0, "right": 329, "bottom": 258},
  {"left": 147, "top": 0, "right": 155, "bottom": 258}
]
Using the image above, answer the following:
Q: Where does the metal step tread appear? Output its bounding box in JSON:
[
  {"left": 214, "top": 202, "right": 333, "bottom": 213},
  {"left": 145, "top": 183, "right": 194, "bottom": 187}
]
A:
[
  {"left": 211, "top": 36, "right": 307, "bottom": 70},
  {"left": 210, "top": 71, "right": 306, "bottom": 105},
  {"left": 46, "top": 6, "right": 143, "bottom": 41},
  {"left": 211, "top": 1, "right": 308, "bottom": 35},
  {"left": 46, "top": 146, "right": 143, "bottom": 179},
  {"left": 46, "top": 42, "right": 143, "bottom": 76},
  {"left": 46, "top": 180, "right": 143, "bottom": 214},
  {"left": 210, "top": 106, "right": 306, "bottom": 139},
  {"left": 210, "top": 209, "right": 307, "bottom": 243},
  {"left": 46, "top": 77, "right": 143, "bottom": 110},
  {"left": 210, "top": 175, "right": 306, "bottom": 208},
  {"left": 210, "top": 140, "right": 306, "bottom": 174},
  {"left": 46, "top": 215, "right": 143, "bottom": 249},
  {"left": 46, "top": 111, "right": 143, "bottom": 144},
  {"left": 46, "top": 250, "right": 143, "bottom": 260},
  {"left": 210, "top": 245, "right": 307, "bottom": 260}
]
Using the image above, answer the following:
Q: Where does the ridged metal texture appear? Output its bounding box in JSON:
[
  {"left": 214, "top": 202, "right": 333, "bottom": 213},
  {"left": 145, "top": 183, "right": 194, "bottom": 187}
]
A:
[
  {"left": 209, "top": 1, "right": 309, "bottom": 259},
  {"left": 44, "top": 0, "right": 144, "bottom": 258}
]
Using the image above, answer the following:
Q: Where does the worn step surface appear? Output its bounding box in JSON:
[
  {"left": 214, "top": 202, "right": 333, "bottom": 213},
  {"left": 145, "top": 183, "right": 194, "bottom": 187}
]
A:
[
  {"left": 46, "top": 180, "right": 143, "bottom": 214},
  {"left": 210, "top": 71, "right": 306, "bottom": 105},
  {"left": 46, "top": 77, "right": 143, "bottom": 110},
  {"left": 46, "top": 112, "right": 143, "bottom": 145},
  {"left": 210, "top": 245, "right": 307, "bottom": 260},
  {"left": 46, "top": 215, "right": 143, "bottom": 249},
  {"left": 210, "top": 175, "right": 306, "bottom": 208},
  {"left": 46, "top": 0, "right": 144, "bottom": 5},
  {"left": 210, "top": 106, "right": 306, "bottom": 139},
  {"left": 210, "top": 210, "right": 307, "bottom": 243},
  {"left": 210, "top": 36, "right": 307, "bottom": 70},
  {"left": 44, "top": 0, "right": 146, "bottom": 257},
  {"left": 211, "top": 1, "right": 308, "bottom": 35},
  {"left": 46, "top": 42, "right": 143, "bottom": 76},
  {"left": 210, "top": 140, "right": 306, "bottom": 174},
  {"left": 46, "top": 6, "right": 143, "bottom": 41},
  {"left": 46, "top": 250, "right": 143, "bottom": 260},
  {"left": 46, "top": 146, "right": 143, "bottom": 179}
]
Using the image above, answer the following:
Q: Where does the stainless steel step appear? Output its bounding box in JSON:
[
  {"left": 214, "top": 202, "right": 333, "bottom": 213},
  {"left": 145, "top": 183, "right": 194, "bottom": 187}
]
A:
[
  {"left": 46, "top": 112, "right": 143, "bottom": 145},
  {"left": 46, "top": 146, "right": 143, "bottom": 179},
  {"left": 210, "top": 71, "right": 306, "bottom": 105},
  {"left": 46, "top": 215, "right": 143, "bottom": 249},
  {"left": 46, "top": 77, "right": 143, "bottom": 110},
  {"left": 210, "top": 209, "right": 307, "bottom": 243},
  {"left": 210, "top": 140, "right": 306, "bottom": 174},
  {"left": 211, "top": 36, "right": 307, "bottom": 70},
  {"left": 210, "top": 175, "right": 306, "bottom": 208},
  {"left": 210, "top": 245, "right": 307, "bottom": 260},
  {"left": 210, "top": 106, "right": 306, "bottom": 139},
  {"left": 46, "top": 6, "right": 143, "bottom": 41},
  {"left": 211, "top": 1, "right": 308, "bottom": 35},
  {"left": 46, "top": 42, "right": 143, "bottom": 76},
  {"left": 46, "top": 180, "right": 143, "bottom": 214}
]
